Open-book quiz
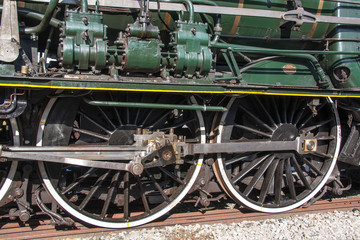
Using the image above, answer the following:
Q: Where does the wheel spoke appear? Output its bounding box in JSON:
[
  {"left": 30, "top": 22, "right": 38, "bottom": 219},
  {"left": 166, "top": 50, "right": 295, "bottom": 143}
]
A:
[
  {"left": 294, "top": 101, "right": 307, "bottom": 125},
  {"left": 79, "top": 170, "right": 111, "bottom": 210},
  {"left": 145, "top": 169, "right": 170, "bottom": 202},
  {"left": 271, "top": 97, "right": 281, "bottom": 124},
  {"left": 140, "top": 95, "right": 163, "bottom": 126},
  {"left": 109, "top": 92, "right": 123, "bottom": 125},
  {"left": 134, "top": 95, "right": 144, "bottom": 125},
  {"left": 302, "top": 157, "right": 323, "bottom": 176},
  {"left": 299, "top": 118, "right": 333, "bottom": 132},
  {"left": 308, "top": 151, "right": 332, "bottom": 159},
  {"left": 159, "top": 166, "right": 184, "bottom": 185},
  {"left": 299, "top": 102, "right": 326, "bottom": 129},
  {"left": 149, "top": 110, "right": 173, "bottom": 129},
  {"left": 254, "top": 96, "right": 277, "bottom": 127},
  {"left": 282, "top": 97, "right": 288, "bottom": 123},
  {"left": 136, "top": 176, "right": 150, "bottom": 214},
  {"left": 73, "top": 127, "right": 110, "bottom": 141},
  {"left": 225, "top": 154, "right": 254, "bottom": 166},
  {"left": 274, "top": 159, "right": 284, "bottom": 206},
  {"left": 232, "top": 154, "right": 270, "bottom": 184},
  {"left": 123, "top": 172, "right": 130, "bottom": 219},
  {"left": 61, "top": 168, "right": 97, "bottom": 195},
  {"left": 238, "top": 104, "right": 274, "bottom": 132},
  {"left": 97, "top": 106, "right": 117, "bottom": 130},
  {"left": 91, "top": 95, "right": 117, "bottom": 130},
  {"left": 258, "top": 159, "right": 279, "bottom": 204},
  {"left": 285, "top": 158, "right": 296, "bottom": 200},
  {"left": 234, "top": 124, "right": 272, "bottom": 138},
  {"left": 101, "top": 171, "right": 120, "bottom": 219},
  {"left": 288, "top": 98, "right": 298, "bottom": 123},
  {"left": 126, "top": 94, "right": 130, "bottom": 125},
  {"left": 316, "top": 135, "right": 335, "bottom": 141},
  {"left": 141, "top": 109, "right": 155, "bottom": 127},
  {"left": 290, "top": 155, "right": 311, "bottom": 190},
  {"left": 243, "top": 155, "right": 275, "bottom": 197},
  {"left": 79, "top": 111, "right": 112, "bottom": 134}
]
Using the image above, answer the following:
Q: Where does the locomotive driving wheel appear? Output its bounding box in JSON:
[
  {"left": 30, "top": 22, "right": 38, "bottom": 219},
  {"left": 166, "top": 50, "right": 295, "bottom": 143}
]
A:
[
  {"left": 37, "top": 92, "right": 205, "bottom": 228},
  {"left": 0, "top": 119, "right": 19, "bottom": 204},
  {"left": 214, "top": 96, "right": 340, "bottom": 212}
]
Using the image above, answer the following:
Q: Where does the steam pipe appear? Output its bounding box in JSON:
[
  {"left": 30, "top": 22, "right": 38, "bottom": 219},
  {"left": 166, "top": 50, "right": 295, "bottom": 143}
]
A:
[
  {"left": 213, "top": 43, "right": 334, "bottom": 88},
  {"left": 23, "top": 0, "right": 59, "bottom": 34},
  {"left": 81, "top": 0, "right": 88, "bottom": 12},
  {"left": 0, "top": 6, "right": 62, "bottom": 29}
]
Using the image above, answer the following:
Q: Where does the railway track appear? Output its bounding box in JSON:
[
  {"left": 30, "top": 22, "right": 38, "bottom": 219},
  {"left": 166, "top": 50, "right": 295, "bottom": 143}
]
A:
[{"left": 0, "top": 196, "right": 359, "bottom": 240}]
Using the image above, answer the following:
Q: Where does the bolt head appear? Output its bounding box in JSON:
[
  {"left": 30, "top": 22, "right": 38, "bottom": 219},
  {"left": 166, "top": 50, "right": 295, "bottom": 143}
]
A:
[
  {"left": 162, "top": 149, "right": 173, "bottom": 161},
  {"left": 307, "top": 141, "right": 316, "bottom": 151},
  {"left": 131, "top": 163, "right": 144, "bottom": 176},
  {"left": 19, "top": 212, "right": 30, "bottom": 222}
]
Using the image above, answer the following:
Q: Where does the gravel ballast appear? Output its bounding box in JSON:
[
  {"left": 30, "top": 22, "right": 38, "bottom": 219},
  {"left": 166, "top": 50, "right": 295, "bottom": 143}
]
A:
[{"left": 69, "top": 209, "right": 360, "bottom": 240}]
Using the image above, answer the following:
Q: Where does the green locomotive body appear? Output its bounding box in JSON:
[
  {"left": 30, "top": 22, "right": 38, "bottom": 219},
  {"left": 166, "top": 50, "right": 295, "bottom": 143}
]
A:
[{"left": 0, "top": 0, "right": 358, "bottom": 228}]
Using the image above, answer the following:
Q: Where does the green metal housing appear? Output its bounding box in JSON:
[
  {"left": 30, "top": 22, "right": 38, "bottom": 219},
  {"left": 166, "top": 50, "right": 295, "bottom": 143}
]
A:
[{"left": 61, "top": 9, "right": 107, "bottom": 70}]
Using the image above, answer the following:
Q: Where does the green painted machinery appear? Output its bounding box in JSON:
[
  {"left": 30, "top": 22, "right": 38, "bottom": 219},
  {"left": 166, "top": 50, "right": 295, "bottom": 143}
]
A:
[
  {"left": 14, "top": 0, "right": 360, "bottom": 90},
  {"left": 58, "top": 0, "right": 213, "bottom": 78},
  {"left": 60, "top": 5, "right": 107, "bottom": 70}
]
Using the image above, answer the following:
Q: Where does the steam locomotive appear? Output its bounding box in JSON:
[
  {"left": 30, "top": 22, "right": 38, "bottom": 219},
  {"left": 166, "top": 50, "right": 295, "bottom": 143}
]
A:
[{"left": 0, "top": 0, "right": 358, "bottom": 228}]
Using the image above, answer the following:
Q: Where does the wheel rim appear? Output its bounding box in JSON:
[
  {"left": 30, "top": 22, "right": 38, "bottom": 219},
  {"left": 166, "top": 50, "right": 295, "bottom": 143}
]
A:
[
  {"left": 37, "top": 93, "right": 205, "bottom": 228},
  {"left": 215, "top": 96, "right": 340, "bottom": 213},
  {"left": 0, "top": 119, "right": 19, "bottom": 202}
]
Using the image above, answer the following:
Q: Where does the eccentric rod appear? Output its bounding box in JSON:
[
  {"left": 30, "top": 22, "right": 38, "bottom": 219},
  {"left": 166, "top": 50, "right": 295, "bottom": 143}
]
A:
[{"left": 84, "top": 98, "right": 227, "bottom": 112}]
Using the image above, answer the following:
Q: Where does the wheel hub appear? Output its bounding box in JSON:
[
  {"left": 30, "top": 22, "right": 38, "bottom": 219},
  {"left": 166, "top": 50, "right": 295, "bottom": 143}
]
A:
[{"left": 272, "top": 124, "right": 298, "bottom": 141}]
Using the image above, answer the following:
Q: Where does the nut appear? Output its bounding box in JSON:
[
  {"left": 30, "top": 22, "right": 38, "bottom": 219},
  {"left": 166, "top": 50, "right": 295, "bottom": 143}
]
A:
[{"left": 162, "top": 149, "right": 173, "bottom": 161}]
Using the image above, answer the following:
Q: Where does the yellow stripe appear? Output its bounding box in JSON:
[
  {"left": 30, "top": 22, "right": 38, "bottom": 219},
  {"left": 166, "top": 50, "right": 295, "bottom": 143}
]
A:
[
  {"left": 194, "top": 163, "right": 202, "bottom": 166},
  {"left": 229, "top": 0, "right": 245, "bottom": 42},
  {"left": 127, "top": 220, "right": 129, "bottom": 227},
  {"left": 260, "top": 205, "right": 263, "bottom": 212},
  {"left": 0, "top": 83, "right": 358, "bottom": 98}
]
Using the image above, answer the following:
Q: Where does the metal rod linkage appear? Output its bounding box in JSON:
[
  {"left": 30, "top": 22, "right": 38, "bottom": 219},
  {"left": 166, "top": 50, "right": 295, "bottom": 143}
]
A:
[
  {"left": 84, "top": 98, "right": 228, "bottom": 112},
  {"left": 23, "top": 0, "right": 59, "bottom": 34}
]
